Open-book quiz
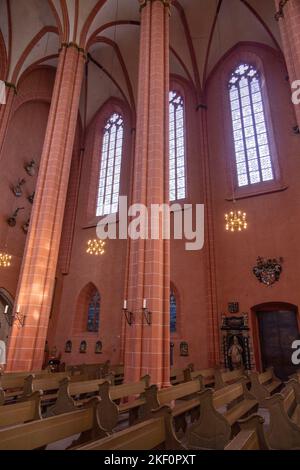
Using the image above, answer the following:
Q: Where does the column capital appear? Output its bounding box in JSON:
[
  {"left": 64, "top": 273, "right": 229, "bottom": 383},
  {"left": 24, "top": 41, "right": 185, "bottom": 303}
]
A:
[
  {"left": 59, "top": 42, "right": 87, "bottom": 59},
  {"left": 275, "top": 0, "right": 290, "bottom": 21},
  {"left": 4, "top": 81, "right": 17, "bottom": 95},
  {"left": 139, "top": 0, "right": 172, "bottom": 11}
]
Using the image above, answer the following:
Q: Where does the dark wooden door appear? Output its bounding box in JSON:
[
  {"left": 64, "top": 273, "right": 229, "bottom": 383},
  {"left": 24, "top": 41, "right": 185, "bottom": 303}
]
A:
[{"left": 257, "top": 310, "right": 299, "bottom": 381}]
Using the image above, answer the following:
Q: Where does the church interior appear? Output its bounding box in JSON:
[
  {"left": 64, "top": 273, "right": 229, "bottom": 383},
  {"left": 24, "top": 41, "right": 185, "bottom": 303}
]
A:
[{"left": 0, "top": 0, "right": 300, "bottom": 452}]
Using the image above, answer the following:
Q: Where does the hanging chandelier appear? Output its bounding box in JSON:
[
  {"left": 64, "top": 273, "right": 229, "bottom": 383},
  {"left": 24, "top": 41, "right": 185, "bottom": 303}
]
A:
[
  {"left": 225, "top": 211, "right": 247, "bottom": 232},
  {"left": 0, "top": 251, "right": 12, "bottom": 268},
  {"left": 86, "top": 239, "right": 106, "bottom": 256}
]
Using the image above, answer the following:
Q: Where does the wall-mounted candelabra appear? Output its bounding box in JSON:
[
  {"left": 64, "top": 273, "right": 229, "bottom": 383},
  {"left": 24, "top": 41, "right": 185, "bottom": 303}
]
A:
[
  {"left": 3, "top": 305, "right": 26, "bottom": 328},
  {"left": 122, "top": 299, "right": 152, "bottom": 326},
  {"left": 12, "top": 179, "right": 26, "bottom": 198}
]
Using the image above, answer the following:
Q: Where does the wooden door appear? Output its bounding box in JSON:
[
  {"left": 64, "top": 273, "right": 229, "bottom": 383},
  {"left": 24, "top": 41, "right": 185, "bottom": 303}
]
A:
[{"left": 257, "top": 309, "right": 299, "bottom": 380}]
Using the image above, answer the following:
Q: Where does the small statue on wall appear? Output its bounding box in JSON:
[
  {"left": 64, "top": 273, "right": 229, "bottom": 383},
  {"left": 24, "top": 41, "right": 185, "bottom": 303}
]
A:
[
  {"left": 95, "top": 341, "right": 102, "bottom": 354},
  {"left": 7, "top": 207, "right": 25, "bottom": 227},
  {"left": 228, "top": 335, "right": 244, "bottom": 370},
  {"left": 25, "top": 160, "right": 37, "bottom": 177},
  {"left": 180, "top": 341, "right": 189, "bottom": 357},
  {"left": 22, "top": 219, "right": 30, "bottom": 234},
  {"left": 28, "top": 192, "right": 35, "bottom": 204},
  {"left": 65, "top": 340, "right": 72, "bottom": 353},
  {"left": 79, "top": 340, "right": 87, "bottom": 354},
  {"left": 12, "top": 179, "right": 26, "bottom": 197}
]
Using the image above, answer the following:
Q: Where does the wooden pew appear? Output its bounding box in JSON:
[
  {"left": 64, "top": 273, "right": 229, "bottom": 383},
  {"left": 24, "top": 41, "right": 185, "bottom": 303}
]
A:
[
  {"left": 250, "top": 368, "right": 282, "bottom": 405},
  {"left": 264, "top": 379, "right": 300, "bottom": 450},
  {"left": 0, "top": 370, "right": 62, "bottom": 403},
  {"left": 45, "top": 376, "right": 114, "bottom": 416},
  {"left": 0, "top": 392, "right": 42, "bottom": 428},
  {"left": 224, "top": 415, "right": 270, "bottom": 450},
  {"left": 214, "top": 368, "right": 250, "bottom": 390},
  {"left": 95, "top": 376, "right": 151, "bottom": 432},
  {"left": 0, "top": 398, "right": 107, "bottom": 450},
  {"left": 184, "top": 380, "right": 258, "bottom": 449},
  {"left": 170, "top": 364, "right": 193, "bottom": 385},
  {"left": 184, "top": 368, "right": 215, "bottom": 387},
  {"left": 140, "top": 376, "right": 203, "bottom": 432},
  {"left": 75, "top": 406, "right": 184, "bottom": 451}
]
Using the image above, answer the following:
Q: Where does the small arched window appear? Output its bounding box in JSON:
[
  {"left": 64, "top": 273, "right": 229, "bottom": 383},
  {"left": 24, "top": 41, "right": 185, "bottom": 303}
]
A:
[
  {"left": 229, "top": 64, "right": 274, "bottom": 187},
  {"left": 96, "top": 113, "right": 124, "bottom": 216},
  {"left": 87, "top": 291, "right": 100, "bottom": 332},
  {"left": 170, "top": 287, "right": 177, "bottom": 333},
  {"left": 169, "top": 91, "right": 186, "bottom": 201}
]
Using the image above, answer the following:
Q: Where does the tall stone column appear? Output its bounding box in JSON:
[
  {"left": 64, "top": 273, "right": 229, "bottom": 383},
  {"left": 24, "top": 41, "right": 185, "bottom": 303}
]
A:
[
  {"left": 275, "top": 0, "right": 300, "bottom": 126},
  {"left": 124, "top": 0, "right": 171, "bottom": 388},
  {"left": 6, "top": 44, "right": 85, "bottom": 371},
  {"left": 0, "top": 84, "right": 16, "bottom": 163}
]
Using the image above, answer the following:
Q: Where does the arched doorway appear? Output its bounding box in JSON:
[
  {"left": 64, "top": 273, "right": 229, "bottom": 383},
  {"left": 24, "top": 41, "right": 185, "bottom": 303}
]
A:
[
  {"left": 0, "top": 288, "right": 14, "bottom": 343},
  {"left": 252, "top": 302, "right": 300, "bottom": 380}
]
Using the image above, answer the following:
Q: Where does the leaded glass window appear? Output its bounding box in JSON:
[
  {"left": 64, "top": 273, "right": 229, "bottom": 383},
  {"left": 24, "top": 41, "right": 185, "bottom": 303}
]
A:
[
  {"left": 169, "top": 92, "right": 186, "bottom": 201},
  {"left": 229, "top": 64, "right": 274, "bottom": 187},
  {"left": 170, "top": 288, "right": 177, "bottom": 333},
  {"left": 87, "top": 292, "right": 100, "bottom": 332},
  {"left": 96, "top": 113, "right": 124, "bottom": 216}
]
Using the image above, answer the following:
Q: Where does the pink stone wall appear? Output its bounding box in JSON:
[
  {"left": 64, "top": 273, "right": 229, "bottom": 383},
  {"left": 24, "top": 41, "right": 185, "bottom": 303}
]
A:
[{"left": 206, "top": 43, "right": 300, "bottom": 370}]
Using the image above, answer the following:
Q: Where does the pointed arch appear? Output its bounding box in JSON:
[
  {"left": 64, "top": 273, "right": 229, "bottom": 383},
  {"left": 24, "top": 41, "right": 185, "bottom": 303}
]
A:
[{"left": 73, "top": 283, "right": 101, "bottom": 335}]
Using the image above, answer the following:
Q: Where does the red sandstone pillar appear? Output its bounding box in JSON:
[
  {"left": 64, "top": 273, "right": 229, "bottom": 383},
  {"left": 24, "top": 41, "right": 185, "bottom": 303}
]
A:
[
  {"left": 275, "top": 0, "right": 300, "bottom": 126},
  {"left": 0, "top": 84, "right": 15, "bottom": 162},
  {"left": 124, "top": 0, "right": 171, "bottom": 388},
  {"left": 6, "top": 44, "right": 85, "bottom": 371}
]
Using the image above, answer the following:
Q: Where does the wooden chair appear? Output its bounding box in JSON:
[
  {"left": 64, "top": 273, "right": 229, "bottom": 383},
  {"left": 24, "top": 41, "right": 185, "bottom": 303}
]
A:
[
  {"left": 75, "top": 406, "right": 184, "bottom": 451},
  {"left": 184, "top": 380, "right": 258, "bottom": 449},
  {"left": 264, "top": 379, "right": 300, "bottom": 450},
  {"left": 0, "top": 392, "right": 42, "bottom": 428},
  {"left": 250, "top": 368, "right": 282, "bottom": 405},
  {"left": 224, "top": 415, "right": 270, "bottom": 450},
  {"left": 140, "top": 376, "right": 203, "bottom": 432},
  {"left": 0, "top": 397, "right": 107, "bottom": 450}
]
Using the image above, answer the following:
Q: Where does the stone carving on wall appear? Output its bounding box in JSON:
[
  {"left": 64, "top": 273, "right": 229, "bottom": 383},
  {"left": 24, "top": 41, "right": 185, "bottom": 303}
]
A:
[
  {"left": 253, "top": 257, "right": 283, "bottom": 286},
  {"left": 180, "top": 341, "right": 189, "bottom": 357},
  {"left": 95, "top": 340, "right": 102, "bottom": 354},
  {"left": 24, "top": 160, "right": 37, "bottom": 177}
]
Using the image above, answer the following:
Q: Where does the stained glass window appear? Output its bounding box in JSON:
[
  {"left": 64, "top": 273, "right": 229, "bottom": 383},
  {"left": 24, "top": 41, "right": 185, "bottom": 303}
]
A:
[
  {"left": 96, "top": 113, "right": 124, "bottom": 216},
  {"left": 169, "top": 92, "right": 186, "bottom": 201},
  {"left": 87, "top": 292, "right": 100, "bottom": 332},
  {"left": 170, "top": 288, "right": 177, "bottom": 333},
  {"left": 229, "top": 64, "right": 274, "bottom": 187}
]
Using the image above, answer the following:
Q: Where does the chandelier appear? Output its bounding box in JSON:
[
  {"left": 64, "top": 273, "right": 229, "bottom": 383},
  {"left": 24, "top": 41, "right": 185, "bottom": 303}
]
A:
[
  {"left": 225, "top": 211, "right": 247, "bottom": 232},
  {"left": 86, "top": 239, "right": 106, "bottom": 256},
  {"left": 0, "top": 251, "right": 12, "bottom": 268}
]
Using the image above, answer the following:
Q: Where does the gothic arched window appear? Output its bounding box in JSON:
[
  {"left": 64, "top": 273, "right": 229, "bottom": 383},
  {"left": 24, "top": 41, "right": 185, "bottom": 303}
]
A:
[
  {"left": 87, "top": 291, "right": 100, "bottom": 332},
  {"left": 170, "top": 287, "right": 177, "bottom": 333},
  {"left": 229, "top": 64, "right": 274, "bottom": 187},
  {"left": 96, "top": 113, "right": 124, "bottom": 216},
  {"left": 169, "top": 91, "right": 186, "bottom": 201}
]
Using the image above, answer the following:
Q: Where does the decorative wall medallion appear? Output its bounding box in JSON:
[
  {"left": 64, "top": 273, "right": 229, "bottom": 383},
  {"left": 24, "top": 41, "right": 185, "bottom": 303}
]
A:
[
  {"left": 65, "top": 340, "right": 72, "bottom": 353},
  {"left": 25, "top": 160, "right": 37, "bottom": 176},
  {"left": 180, "top": 341, "right": 189, "bottom": 357},
  {"left": 253, "top": 257, "right": 283, "bottom": 286},
  {"left": 12, "top": 179, "right": 26, "bottom": 197},
  {"left": 79, "top": 340, "right": 87, "bottom": 353},
  {"left": 95, "top": 340, "right": 102, "bottom": 354},
  {"left": 228, "top": 302, "right": 239, "bottom": 314}
]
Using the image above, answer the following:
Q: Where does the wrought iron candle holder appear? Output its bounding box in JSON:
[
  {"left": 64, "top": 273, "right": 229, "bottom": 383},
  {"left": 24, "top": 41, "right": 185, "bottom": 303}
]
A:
[
  {"left": 25, "top": 160, "right": 37, "bottom": 177},
  {"left": 3, "top": 305, "right": 26, "bottom": 328},
  {"left": 7, "top": 207, "right": 25, "bottom": 227},
  {"left": 12, "top": 179, "right": 26, "bottom": 197},
  {"left": 122, "top": 306, "right": 134, "bottom": 326},
  {"left": 122, "top": 301, "right": 152, "bottom": 326}
]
